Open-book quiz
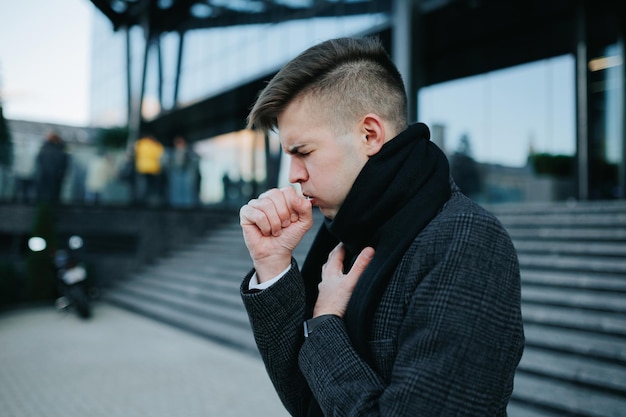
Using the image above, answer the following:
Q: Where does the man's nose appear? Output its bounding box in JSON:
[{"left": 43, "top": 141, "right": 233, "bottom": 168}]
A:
[{"left": 288, "top": 157, "right": 308, "bottom": 184}]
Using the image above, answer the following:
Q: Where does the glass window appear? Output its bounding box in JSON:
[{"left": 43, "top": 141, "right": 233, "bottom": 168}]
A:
[{"left": 419, "top": 55, "right": 576, "bottom": 203}]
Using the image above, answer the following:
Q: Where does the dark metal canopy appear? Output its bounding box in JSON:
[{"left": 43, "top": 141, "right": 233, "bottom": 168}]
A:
[
  {"left": 88, "top": 0, "right": 397, "bottom": 144},
  {"left": 90, "top": 0, "right": 392, "bottom": 33},
  {"left": 90, "top": 0, "right": 624, "bottom": 100}
]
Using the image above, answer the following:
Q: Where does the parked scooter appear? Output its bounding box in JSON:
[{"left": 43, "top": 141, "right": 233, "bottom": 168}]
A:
[
  {"left": 27, "top": 234, "right": 94, "bottom": 319},
  {"left": 54, "top": 246, "right": 92, "bottom": 319}
]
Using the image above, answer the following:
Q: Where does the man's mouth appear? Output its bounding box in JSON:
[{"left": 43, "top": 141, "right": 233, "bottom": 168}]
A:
[{"left": 303, "top": 195, "right": 316, "bottom": 205}]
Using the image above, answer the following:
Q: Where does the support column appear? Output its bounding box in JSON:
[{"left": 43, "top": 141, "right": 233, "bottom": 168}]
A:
[
  {"left": 392, "top": 0, "right": 418, "bottom": 122},
  {"left": 575, "top": 0, "right": 589, "bottom": 200},
  {"left": 125, "top": 25, "right": 132, "bottom": 129},
  {"left": 618, "top": 36, "right": 626, "bottom": 198},
  {"left": 156, "top": 36, "right": 163, "bottom": 114},
  {"left": 173, "top": 30, "right": 185, "bottom": 109},
  {"left": 131, "top": 31, "right": 151, "bottom": 143}
]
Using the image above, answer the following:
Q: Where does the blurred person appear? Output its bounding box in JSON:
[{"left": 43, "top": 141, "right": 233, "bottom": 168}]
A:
[
  {"left": 85, "top": 150, "right": 114, "bottom": 204},
  {"left": 117, "top": 148, "right": 136, "bottom": 199},
  {"left": 167, "top": 135, "right": 200, "bottom": 207},
  {"left": 222, "top": 173, "right": 235, "bottom": 204},
  {"left": 12, "top": 141, "right": 38, "bottom": 203},
  {"left": 239, "top": 36, "right": 524, "bottom": 417},
  {"left": 35, "top": 132, "right": 69, "bottom": 204},
  {"left": 134, "top": 133, "right": 164, "bottom": 206},
  {"left": 0, "top": 106, "right": 11, "bottom": 199}
]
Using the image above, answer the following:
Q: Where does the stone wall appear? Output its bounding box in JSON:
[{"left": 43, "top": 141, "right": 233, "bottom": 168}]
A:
[{"left": 0, "top": 203, "right": 237, "bottom": 289}]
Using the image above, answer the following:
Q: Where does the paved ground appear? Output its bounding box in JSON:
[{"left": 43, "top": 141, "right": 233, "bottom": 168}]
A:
[{"left": 0, "top": 302, "right": 290, "bottom": 417}]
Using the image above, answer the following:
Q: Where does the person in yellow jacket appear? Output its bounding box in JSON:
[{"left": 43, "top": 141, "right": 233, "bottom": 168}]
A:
[{"left": 134, "top": 134, "right": 164, "bottom": 205}]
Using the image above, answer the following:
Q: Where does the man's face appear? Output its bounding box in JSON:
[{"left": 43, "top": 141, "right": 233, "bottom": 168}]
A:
[{"left": 277, "top": 95, "right": 370, "bottom": 219}]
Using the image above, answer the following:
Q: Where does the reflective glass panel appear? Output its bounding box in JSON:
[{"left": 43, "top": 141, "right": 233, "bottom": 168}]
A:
[{"left": 419, "top": 55, "right": 576, "bottom": 203}]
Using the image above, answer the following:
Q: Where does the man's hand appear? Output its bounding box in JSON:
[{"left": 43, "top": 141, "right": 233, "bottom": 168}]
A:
[
  {"left": 314, "top": 244, "right": 375, "bottom": 318},
  {"left": 240, "top": 186, "right": 313, "bottom": 282}
]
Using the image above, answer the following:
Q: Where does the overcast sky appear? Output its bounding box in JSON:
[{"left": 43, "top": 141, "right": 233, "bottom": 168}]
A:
[{"left": 0, "top": 0, "right": 93, "bottom": 126}]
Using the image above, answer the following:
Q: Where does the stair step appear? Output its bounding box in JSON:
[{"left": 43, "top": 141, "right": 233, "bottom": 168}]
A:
[
  {"left": 124, "top": 274, "right": 243, "bottom": 308},
  {"left": 507, "top": 401, "right": 564, "bottom": 417},
  {"left": 507, "top": 227, "right": 626, "bottom": 241},
  {"left": 148, "top": 254, "right": 249, "bottom": 271},
  {"left": 497, "top": 212, "right": 626, "bottom": 227},
  {"left": 134, "top": 267, "right": 243, "bottom": 291},
  {"left": 490, "top": 200, "right": 626, "bottom": 216},
  {"left": 511, "top": 371, "right": 626, "bottom": 417},
  {"left": 521, "top": 270, "right": 626, "bottom": 291},
  {"left": 522, "top": 286, "right": 626, "bottom": 313},
  {"left": 110, "top": 280, "right": 250, "bottom": 328},
  {"left": 150, "top": 255, "right": 250, "bottom": 271},
  {"left": 103, "top": 291, "right": 258, "bottom": 355},
  {"left": 514, "top": 240, "right": 626, "bottom": 256},
  {"left": 518, "top": 347, "right": 626, "bottom": 394},
  {"left": 524, "top": 323, "right": 626, "bottom": 363},
  {"left": 518, "top": 254, "right": 626, "bottom": 274},
  {"left": 175, "top": 247, "right": 252, "bottom": 260},
  {"left": 521, "top": 303, "right": 626, "bottom": 336}
]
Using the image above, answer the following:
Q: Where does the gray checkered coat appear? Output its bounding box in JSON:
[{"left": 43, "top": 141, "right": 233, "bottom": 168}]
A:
[{"left": 242, "top": 188, "right": 524, "bottom": 417}]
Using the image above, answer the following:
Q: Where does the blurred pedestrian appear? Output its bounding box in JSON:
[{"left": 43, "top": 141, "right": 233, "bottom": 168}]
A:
[
  {"left": 12, "top": 141, "right": 38, "bottom": 203},
  {"left": 134, "top": 133, "right": 164, "bottom": 206},
  {"left": 117, "top": 148, "right": 136, "bottom": 200},
  {"left": 167, "top": 135, "right": 199, "bottom": 207},
  {"left": 35, "top": 132, "right": 69, "bottom": 204},
  {"left": 85, "top": 150, "right": 114, "bottom": 204}
]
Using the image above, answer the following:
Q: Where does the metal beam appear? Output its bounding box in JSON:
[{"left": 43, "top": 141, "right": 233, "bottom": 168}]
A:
[{"left": 172, "top": 30, "right": 185, "bottom": 110}]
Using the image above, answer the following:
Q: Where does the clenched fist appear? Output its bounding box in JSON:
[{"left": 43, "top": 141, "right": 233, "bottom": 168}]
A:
[{"left": 240, "top": 186, "right": 313, "bottom": 282}]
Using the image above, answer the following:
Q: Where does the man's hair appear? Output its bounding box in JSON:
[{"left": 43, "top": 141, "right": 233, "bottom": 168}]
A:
[{"left": 247, "top": 36, "right": 408, "bottom": 135}]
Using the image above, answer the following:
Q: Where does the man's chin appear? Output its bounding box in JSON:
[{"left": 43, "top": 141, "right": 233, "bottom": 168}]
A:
[{"left": 318, "top": 206, "right": 336, "bottom": 220}]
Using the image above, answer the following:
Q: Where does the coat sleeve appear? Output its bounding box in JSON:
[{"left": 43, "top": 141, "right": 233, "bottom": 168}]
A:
[
  {"left": 298, "top": 211, "right": 525, "bottom": 416},
  {"left": 240, "top": 258, "right": 314, "bottom": 416}
]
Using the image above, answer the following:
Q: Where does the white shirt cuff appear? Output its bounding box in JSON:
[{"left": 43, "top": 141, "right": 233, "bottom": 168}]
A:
[{"left": 248, "top": 265, "right": 291, "bottom": 291}]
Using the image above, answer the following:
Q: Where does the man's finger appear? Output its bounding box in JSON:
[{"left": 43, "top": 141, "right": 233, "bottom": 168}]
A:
[
  {"left": 285, "top": 186, "right": 313, "bottom": 225},
  {"left": 348, "top": 247, "right": 375, "bottom": 278},
  {"left": 260, "top": 188, "right": 293, "bottom": 227}
]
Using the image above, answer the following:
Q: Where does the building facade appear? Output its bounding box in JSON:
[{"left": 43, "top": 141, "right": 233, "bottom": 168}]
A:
[{"left": 87, "top": 0, "right": 625, "bottom": 204}]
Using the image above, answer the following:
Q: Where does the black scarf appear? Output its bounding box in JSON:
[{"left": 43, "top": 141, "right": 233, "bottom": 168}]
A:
[{"left": 301, "top": 122, "right": 451, "bottom": 362}]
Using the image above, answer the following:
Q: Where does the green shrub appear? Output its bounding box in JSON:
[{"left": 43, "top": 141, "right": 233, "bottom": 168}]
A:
[
  {"left": 0, "top": 261, "right": 21, "bottom": 306},
  {"left": 24, "top": 204, "right": 58, "bottom": 302},
  {"left": 530, "top": 153, "right": 574, "bottom": 177}
]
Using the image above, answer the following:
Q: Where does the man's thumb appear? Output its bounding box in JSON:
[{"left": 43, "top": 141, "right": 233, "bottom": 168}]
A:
[
  {"left": 351, "top": 247, "right": 375, "bottom": 275},
  {"left": 291, "top": 194, "right": 313, "bottom": 221}
]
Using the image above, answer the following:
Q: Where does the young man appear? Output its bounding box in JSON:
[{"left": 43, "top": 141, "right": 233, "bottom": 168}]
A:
[{"left": 239, "top": 36, "right": 524, "bottom": 417}]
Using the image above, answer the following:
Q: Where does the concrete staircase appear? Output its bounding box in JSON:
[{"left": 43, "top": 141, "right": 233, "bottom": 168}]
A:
[
  {"left": 490, "top": 200, "right": 626, "bottom": 417},
  {"left": 102, "top": 212, "right": 321, "bottom": 356},
  {"left": 102, "top": 201, "right": 626, "bottom": 416}
]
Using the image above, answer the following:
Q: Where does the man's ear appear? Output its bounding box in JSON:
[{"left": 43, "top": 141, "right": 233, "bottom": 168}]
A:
[{"left": 361, "top": 114, "right": 386, "bottom": 156}]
